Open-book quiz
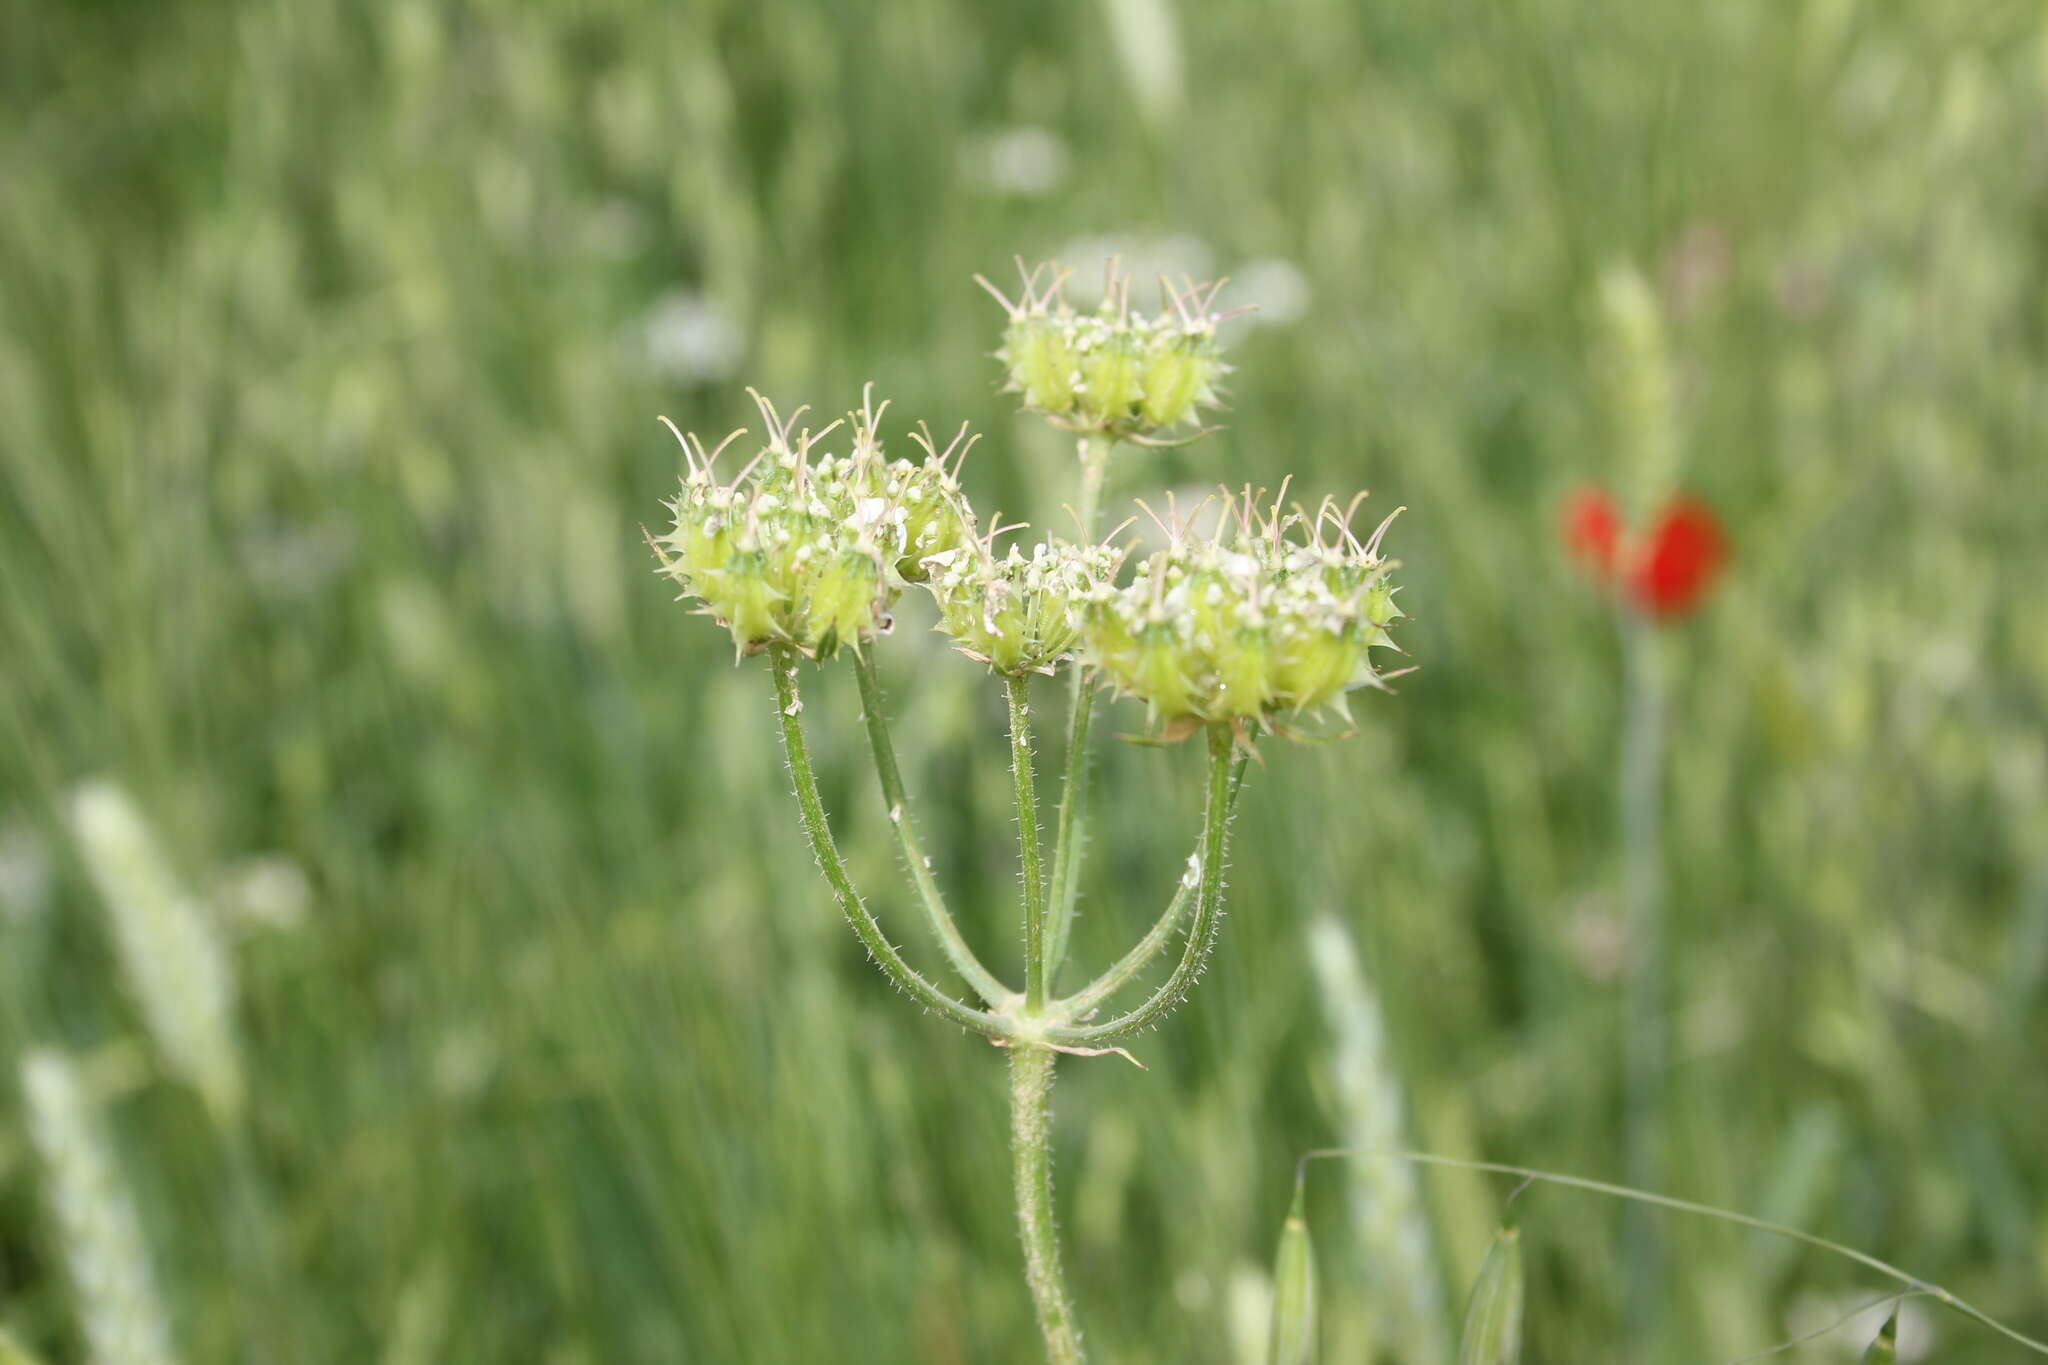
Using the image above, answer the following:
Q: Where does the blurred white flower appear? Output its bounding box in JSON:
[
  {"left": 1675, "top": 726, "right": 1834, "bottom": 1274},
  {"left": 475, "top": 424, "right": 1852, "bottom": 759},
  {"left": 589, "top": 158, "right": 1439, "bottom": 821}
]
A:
[
  {"left": 963, "top": 126, "right": 1069, "bottom": 197},
  {"left": 217, "top": 855, "right": 312, "bottom": 932},
  {"left": 0, "top": 818, "right": 52, "bottom": 924},
  {"left": 639, "top": 291, "right": 744, "bottom": 385},
  {"left": 239, "top": 519, "right": 357, "bottom": 600},
  {"left": 1230, "top": 258, "right": 1310, "bottom": 327}
]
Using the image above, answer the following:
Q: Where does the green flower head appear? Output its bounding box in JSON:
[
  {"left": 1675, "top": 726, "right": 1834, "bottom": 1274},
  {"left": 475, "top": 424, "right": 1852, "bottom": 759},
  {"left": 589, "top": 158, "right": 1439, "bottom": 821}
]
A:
[
  {"left": 978, "top": 260, "right": 1235, "bottom": 444},
  {"left": 1081, "top": 487, "right": 1407, "bottom": 736},
  {"left": 923, "top": 526, "right": 1124, "bottom": 677},
  {"left": 653, "top": 388, "right": 975, "bottom": 660}
]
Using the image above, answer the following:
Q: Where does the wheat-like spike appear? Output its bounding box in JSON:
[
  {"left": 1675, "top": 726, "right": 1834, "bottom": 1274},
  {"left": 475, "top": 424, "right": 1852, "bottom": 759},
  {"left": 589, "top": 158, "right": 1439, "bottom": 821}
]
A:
[
  {"left": 66, "top": 782, "right": 241, "bottom": 1126},
  {"left": 1307, "top": 914, "right": 1451, "bottom": 1364},
  {"left": 22, "top": 1049, "right": 178, "bottom": 1365}
]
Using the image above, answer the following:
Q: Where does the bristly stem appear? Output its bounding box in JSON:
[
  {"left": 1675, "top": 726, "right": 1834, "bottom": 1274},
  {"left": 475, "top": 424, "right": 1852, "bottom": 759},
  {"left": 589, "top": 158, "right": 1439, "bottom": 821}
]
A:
[
  {"left": 770, "top": 649, "right": 1009, "bottom": 1038},
  {"left": 1010, "top": 1043, "right": 1086, "bottom": 1364},
  {"left": 1047, "top": 726, "right": 1238, "bottom": 1045},
  {"left": 1008, "top": 673, "right": 1048, "bottom": 1013},
  {"left": 1618, "top": 610, "right": 1667, "bottom": 1350},
  {"left": 853, "top": 649, "right": 1012, "bottom": 1006},
  {"left": 1043, "top": 432, "right": 1113, "bottom": 983},
  {"left": 1060, "top": 759, "right": 1247, "bottom": 1019}
]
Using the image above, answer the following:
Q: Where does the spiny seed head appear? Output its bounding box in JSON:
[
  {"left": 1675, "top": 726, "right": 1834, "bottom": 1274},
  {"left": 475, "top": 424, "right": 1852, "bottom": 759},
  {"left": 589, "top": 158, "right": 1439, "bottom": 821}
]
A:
[
  {"left": 923, "top": 528, "right": 1124, "bottom": 676},
  {"left": 979, "top": 259, "right": 1235, "bottom": 441},
  {"left": 1082, "top": 486, "right": 1406, "bottom": 733},
  {"left": 654, "top": 386, "right": 976, "bottom": 660}
]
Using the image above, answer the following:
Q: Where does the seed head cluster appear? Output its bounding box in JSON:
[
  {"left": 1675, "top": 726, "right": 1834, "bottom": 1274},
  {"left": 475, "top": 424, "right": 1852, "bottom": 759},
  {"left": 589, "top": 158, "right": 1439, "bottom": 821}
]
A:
[
  {"left": 1082, "top": 490, "right": 1405, "bottom": 729},
  {"left": 654, "top": 380, "right": 1408, "bottom": 741},
  {"left": 654, "top": 391, "right": 972, "bottom": 659},
  {"left": 923, "top": 536, "right": 1124, "bottom": 677},
  {"left": 979, "top": 261, "right": 1232, "bottom": 441}
]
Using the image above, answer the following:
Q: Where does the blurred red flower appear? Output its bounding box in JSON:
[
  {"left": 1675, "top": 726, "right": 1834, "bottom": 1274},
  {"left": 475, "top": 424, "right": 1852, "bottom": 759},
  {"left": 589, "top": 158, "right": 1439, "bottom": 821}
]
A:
[
  {"left": 1561, "top": 485, "right": 1726, "bottom": 619},
  {"left": 1562, "top": 487, "right": 1623, "bottom": 580}
]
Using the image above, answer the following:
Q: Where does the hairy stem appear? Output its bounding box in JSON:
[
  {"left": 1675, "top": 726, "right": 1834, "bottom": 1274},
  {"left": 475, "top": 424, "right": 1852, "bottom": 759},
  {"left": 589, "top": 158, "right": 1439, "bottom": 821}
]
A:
[
  {"left": 770, "top": 650, "right": 1008, "bottom": 1037},
  {"left": 1061, "top": 758, "right": 1246, "bottom": 1018},
  {"left": 1043, "top": 433, "right": 1112, "bottom": 981},
  {"left": 1009, "top": 673, "right": 1048, "bottom": 1012},
  {"left": 853, "top": 649, "right": 1011, "bottom": 1005},
  {"left": 1010, "top": 1043, "right": 1086, "bottom": 1364},
  {"left": 1047, "top": 726, "right": 1237, "bottom": 1045}
]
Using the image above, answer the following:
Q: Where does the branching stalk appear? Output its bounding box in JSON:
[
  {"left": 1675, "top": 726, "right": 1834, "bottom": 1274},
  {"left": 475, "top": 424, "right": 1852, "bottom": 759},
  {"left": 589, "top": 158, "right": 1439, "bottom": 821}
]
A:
[
  {"left": 771, "top": 650, "right": 1009, "bottom": 1038},
  {"left": 854, "top": 649, "right": 1011, "bottom": 1005},
  {"left": 1046, "top": 726, "right": 1237, "bottom": 1045},
  {"left": 1060, "top": 757, "right": 1247, "bottom": 1019}
]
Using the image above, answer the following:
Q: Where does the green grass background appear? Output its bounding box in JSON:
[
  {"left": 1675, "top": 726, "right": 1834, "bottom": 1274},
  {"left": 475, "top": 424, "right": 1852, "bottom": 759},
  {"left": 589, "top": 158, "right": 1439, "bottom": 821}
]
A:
[{"left": 3, "top": 0, "right": 2046, "bottom": 1360}]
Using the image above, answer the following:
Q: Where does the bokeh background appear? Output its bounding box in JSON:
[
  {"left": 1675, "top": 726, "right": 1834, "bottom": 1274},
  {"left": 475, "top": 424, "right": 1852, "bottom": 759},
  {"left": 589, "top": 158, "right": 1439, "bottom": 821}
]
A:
[{"left": 4, "top": 0, "right": 2046, "bottom": 1361}]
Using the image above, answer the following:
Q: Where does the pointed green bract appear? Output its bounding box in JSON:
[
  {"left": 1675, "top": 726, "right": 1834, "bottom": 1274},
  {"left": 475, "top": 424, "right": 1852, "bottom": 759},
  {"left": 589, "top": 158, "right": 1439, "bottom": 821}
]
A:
[
  {"left": 1861, "top": 1309, "right": 1899, "bottom": 1364},
  {"left": 1266, "top": 1181, "right": 1317, "bottom": 1365},
  {"left": 1459, "top": 1224, "right": 1525, "bottom": 1365}
]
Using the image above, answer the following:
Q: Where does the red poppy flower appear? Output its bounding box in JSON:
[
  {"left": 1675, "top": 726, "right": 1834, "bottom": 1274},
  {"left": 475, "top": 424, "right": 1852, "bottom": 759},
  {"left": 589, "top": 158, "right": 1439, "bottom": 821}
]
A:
[
  {"left": 1562, "top": 487, "right": 1623, "bottom": 581},
  {"left": 1561, "top": 485, "right": 1726, "bottom": 620}
]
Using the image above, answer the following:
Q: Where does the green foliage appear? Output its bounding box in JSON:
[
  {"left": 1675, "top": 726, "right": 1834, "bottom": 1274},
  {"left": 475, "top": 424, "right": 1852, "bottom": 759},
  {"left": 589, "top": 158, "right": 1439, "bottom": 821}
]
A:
[{"left": 2, "top": 0, "right": 2046, "bottom": 1360}]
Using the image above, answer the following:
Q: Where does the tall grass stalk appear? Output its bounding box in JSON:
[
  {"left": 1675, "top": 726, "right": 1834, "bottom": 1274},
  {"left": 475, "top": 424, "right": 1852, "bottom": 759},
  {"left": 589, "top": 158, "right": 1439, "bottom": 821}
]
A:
[
  {"left": 1305, "top": 914, "right": 1449, "bottom": 1363},
  {"left": 1618, "top": 612, "right": 1667, "bottom": 1350}
]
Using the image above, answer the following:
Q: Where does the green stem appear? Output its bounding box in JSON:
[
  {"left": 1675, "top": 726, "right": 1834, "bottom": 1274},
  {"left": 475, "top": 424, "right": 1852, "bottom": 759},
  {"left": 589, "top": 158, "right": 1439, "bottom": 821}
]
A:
[
  {"left": 770, "top": 650, "right": 1009, "bottom": 1038},
  {"left": 1010, "top": 1043, "right": 1086, "bottom": 1364},
  {"left": 1008, "top": 673, "right": 1047, "bottom": 1012},
  {"left": 1043, "top": 433, "right": 1113, "bottom": 981},
  {"left": 853, "top": 649, "right": 1012, "bottom": 1006},
  {"left": 1060, "top": 758, "right": 1246, "bottom": 1018},
  {"left": 1619, "top": 611, "right": 1666, "bottom": 1350},
  {"left": 1047, "top": 726, "right": 1237, "bottom": 1045}
]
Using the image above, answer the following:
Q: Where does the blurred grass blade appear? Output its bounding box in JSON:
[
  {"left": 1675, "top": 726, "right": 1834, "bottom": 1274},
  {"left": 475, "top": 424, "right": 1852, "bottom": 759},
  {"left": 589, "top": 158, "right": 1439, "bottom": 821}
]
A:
[
  {"left": 0, "top": 1327, "right": 48, "bottom": 1365},
  {"left": 1862, "top": 1309, "right": 1898, "bottom": 1364},
  {"left": 1266, "top": 1180, "right": 1317, "bottom": 1365},
  {"left": 1458, "top": 1223, "right": 1524, "bottom": 1365}
]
